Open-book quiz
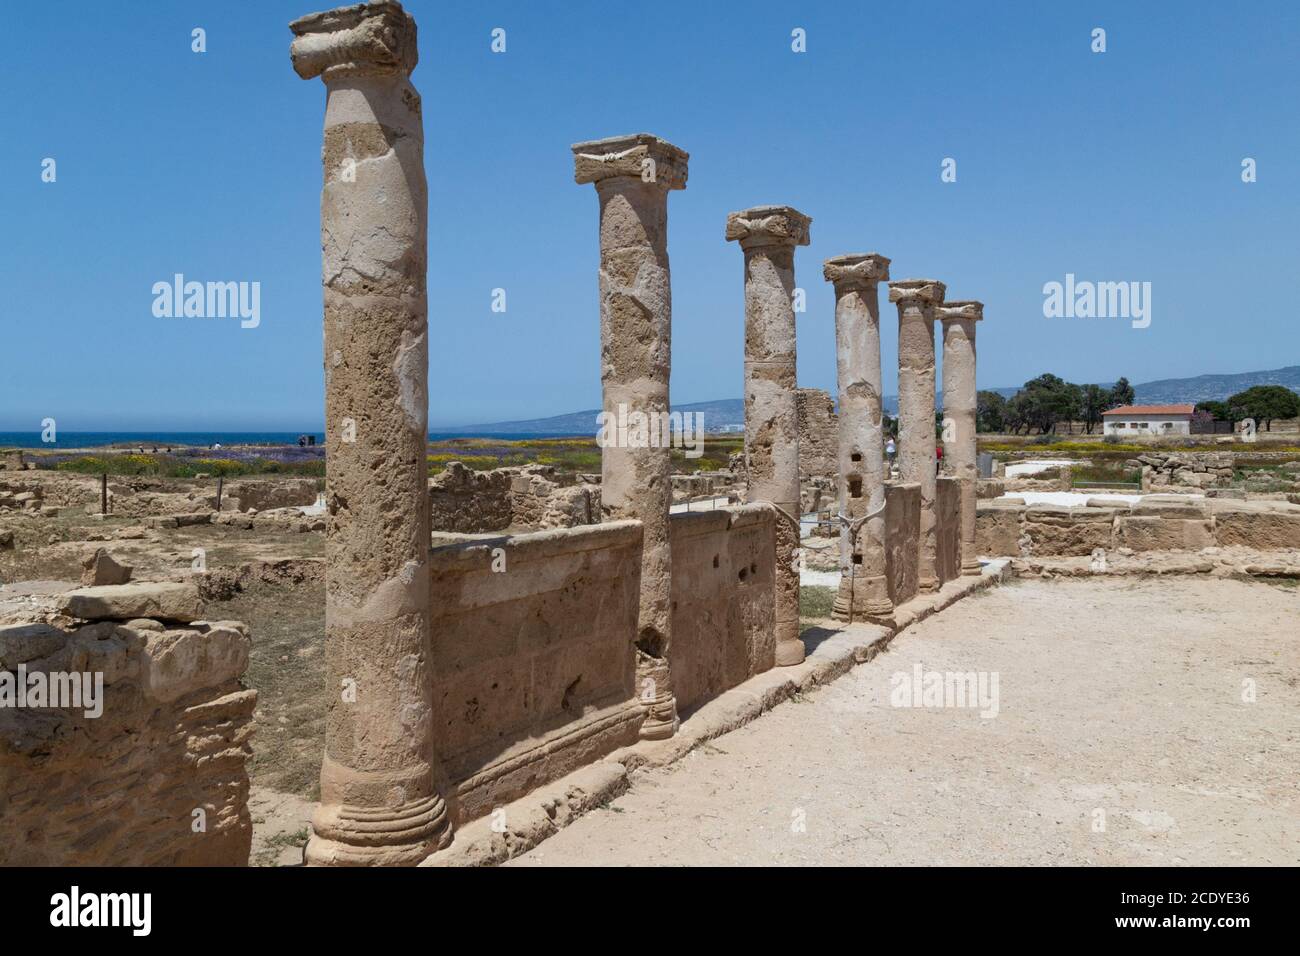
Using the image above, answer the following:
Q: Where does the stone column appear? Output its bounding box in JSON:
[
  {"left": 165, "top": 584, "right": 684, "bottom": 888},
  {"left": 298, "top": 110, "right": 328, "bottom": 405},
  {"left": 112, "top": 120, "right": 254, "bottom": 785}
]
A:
[
  {"left": 888, "top": 279, "right": 946, "bottom": 593},
  {"left": 291, "top": 1, "right": 450, "bottom": 866},
  {"left": 726, "top": 206, "right": 811, "bottom": 667},
  {"left": 572, "top": 133, "right": 688, "bottom": 740},
  {"left": 823, "top": 254, "right": 892, "bottom": 622},
  {"left": 938, "top": 301, "right": 983, "bottom": 575}
]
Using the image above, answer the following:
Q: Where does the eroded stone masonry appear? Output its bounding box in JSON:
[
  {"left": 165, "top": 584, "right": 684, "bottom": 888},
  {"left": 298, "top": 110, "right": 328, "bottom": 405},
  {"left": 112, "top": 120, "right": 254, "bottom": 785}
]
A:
[{"left": 11, "top": 0, "right": 1296, "bottom": 869}]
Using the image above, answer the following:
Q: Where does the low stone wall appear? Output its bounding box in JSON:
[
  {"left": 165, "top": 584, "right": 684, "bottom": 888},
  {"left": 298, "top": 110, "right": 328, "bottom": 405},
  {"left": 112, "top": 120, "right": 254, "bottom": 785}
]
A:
[
  {"left": 507, "top": 470, "right": 599, "bottom": 529},
  {"left": 220, "top": 478, "right": 319, "bottom": 513},
  {"left": 428, "top": 463, "right": 514, "bottom": 532},
  {"left": 976, "top": 498, "right": 1300, "bottom": 557},
  {"left": 797, "top": 388, "right": 838, "bottom": 482},
  {"left": 669, "top": 504, "right": 777, "bottom": 713},
  {"left": 1134, "top": 452, "right": 1234, "bottom": 490},
  {"left": 884, "top": 482, "right": 921, "bottom": 605},
  {"left": 429, "top": 462, "right": 599, "bottom": 533},
  {"left": 935, "top": 477, "right": 961, "bottom": 583},
  {"left": 0, "top": 598, "right": 255, "bottom": 865},
  {"left": 0, "top": 479, "right": 43, "bottom": 513},
  {"left": 427, "top": 522, "right": 644, "bottom": 824}
]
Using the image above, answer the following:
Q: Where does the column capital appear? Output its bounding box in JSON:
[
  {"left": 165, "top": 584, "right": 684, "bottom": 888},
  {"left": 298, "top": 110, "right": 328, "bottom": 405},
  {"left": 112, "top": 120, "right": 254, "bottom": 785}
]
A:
[
  {"left": 823, "top": 253, "right": 890, "bottom": 289},
  {"left": 571, "top": 133, "right": 689, "bottom": 189},
  {"left": 888, "top": 278, "right": 946, "bottom": 307},
  {"left": 936, "top": 300, "right": 983, "bottom": 322},
  {"left": 290, "top": 1, "right": 418, "bottom": 82},
  {"left": 725, "top": 205, "right": 812, "bottom": 250}
]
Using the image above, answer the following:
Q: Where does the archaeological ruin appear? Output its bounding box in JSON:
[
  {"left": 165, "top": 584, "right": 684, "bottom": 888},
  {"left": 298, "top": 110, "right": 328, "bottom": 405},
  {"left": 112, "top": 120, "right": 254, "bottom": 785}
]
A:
[{"left": 3, "top": 1, "right": 1299, "bottom": 873}]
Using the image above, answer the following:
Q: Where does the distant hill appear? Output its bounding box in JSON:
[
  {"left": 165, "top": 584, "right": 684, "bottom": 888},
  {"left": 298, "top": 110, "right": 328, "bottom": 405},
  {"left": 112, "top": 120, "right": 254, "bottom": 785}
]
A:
[
  {"left": 1133, "top": 365, "right": 1300, "bottom": 405},
  {"left": 447, "top": 366, "right": 1300, "bottom": 434},
  {"left": 440, "top": 399, "right": 746, "bottom": 436}
]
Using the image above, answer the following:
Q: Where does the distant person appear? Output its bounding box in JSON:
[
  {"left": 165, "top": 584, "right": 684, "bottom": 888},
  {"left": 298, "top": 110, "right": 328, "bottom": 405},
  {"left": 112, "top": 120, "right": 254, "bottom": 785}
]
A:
[
  {"left": 936, "top": 444, "right": 943, "bottom": 476},
  {"left": 885, "top": 437, "right": 896, "bottom": 463}
]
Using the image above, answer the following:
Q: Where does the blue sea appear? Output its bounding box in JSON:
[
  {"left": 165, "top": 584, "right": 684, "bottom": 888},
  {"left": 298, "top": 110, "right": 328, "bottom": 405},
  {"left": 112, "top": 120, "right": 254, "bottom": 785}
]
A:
[{"left": 0, "top": 431, "right": 586, "bottom": 449}]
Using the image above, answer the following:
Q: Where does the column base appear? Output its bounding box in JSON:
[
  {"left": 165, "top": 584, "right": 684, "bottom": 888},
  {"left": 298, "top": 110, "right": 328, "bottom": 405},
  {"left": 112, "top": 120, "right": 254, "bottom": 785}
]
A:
[
  {"left": 638, "top": 690, "right": 679, "bottom": 740},
  {"left": 961, "top": 559, "right": 982, "bottom": 576},
  {"left": 775, "top": 638, "right": 806, "bottom": 667},
  {"left": 306, "top": 791, "right": 452, "bottom": 867},
  {"left": 917, "top": 575, "right": 940, "bottom": 593},
  {"left": 636, "top": 656, "right": 678, "bottom": 740},
  {"left": 831, "top": 573, "right": 893, "bottom": 624}
]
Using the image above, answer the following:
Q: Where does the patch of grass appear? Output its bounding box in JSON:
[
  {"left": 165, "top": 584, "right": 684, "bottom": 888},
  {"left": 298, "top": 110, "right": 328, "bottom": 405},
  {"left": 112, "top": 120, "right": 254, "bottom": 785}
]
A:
[
  {"left": 51, "top": 454, "right": 325, "bottom": 479},
  {"left": 1070, "top": 464, "right": 1141, "bottom": 487},
  {"left": 799, "top": 584, "right": 836, "bottom": 621},
  {"left": 266, "top": 826, "right": 309, "bottom": 848},
  {"left": 423, "top": 434, "right": 743, "bottom": 476}
]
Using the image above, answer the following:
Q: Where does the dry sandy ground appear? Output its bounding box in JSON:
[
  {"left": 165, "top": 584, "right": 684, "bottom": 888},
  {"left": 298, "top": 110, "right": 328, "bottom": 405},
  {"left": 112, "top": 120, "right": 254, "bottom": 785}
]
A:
[{"left": 511, "top": 576, "right": 1299, "bottom": 866}]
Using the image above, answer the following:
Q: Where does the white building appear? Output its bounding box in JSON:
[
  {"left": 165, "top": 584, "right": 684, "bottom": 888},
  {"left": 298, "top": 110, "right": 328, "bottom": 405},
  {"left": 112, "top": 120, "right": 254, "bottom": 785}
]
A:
[{"left": 1102, "top": 404, "right": 1194, "bottom": 436}]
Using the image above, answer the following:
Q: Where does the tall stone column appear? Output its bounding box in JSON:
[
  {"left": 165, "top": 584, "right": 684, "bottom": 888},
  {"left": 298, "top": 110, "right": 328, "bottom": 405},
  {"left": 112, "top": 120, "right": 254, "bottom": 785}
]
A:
[
  {"left": 572, "top": 134, "right": 688, "bottom": 740},
  {"left": 888, "top": 279, "right": 946, "bottom": 593},
  {"left": 726, "top": 206, "right": 811, "bottom": 667},
  {"left": 938, "top": 301, "right": 983, "bottom": 575},
  {"left": 291, "top": 1, "right": 450, "bottom": 865},
  {"left": 823, "top": 254, "right": 892, "bottom": 622}
]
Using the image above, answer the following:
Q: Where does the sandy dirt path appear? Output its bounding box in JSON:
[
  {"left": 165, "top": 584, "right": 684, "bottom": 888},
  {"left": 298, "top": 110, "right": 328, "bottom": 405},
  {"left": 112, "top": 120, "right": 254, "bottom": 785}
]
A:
[{"left": 511, "top": 577, "right": 1299, "bottom": 866}]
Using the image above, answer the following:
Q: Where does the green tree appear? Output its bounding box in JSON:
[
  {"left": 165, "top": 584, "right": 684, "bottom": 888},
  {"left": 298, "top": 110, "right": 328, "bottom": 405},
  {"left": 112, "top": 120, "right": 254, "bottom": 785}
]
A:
[
  {"left": 1225, "top": 385, "right": 1300, "bottom": 431},
  {"left": 1109, "top": 377, "right": 1135, "bottom": 408},
  {"left": 1005, "top": 392, "right": 1031, "bottom": 434},
  {"left": 1081, "top": 384, "right": 1109, "bottom": 433},
  {"left": 976, "top": 390, "right": 1007, "bottom": 433},
  {"left": 1019, "top": 373, "right": 1080, "bottom": 434},
  {"left": 1196, "top": 399, "right": 1233, "bottom": 422}
]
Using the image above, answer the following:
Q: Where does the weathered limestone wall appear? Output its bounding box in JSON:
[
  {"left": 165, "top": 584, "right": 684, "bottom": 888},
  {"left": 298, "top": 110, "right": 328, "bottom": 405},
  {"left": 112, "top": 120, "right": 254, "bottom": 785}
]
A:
[
  {"left": 427, "top": 463, "right": 599, "bottom": 533},
  {"left": 796, "top": 388, "right": 839, "bottom": 482},
  {"left": 668, "top": 505, "right": 777, "bottom": 712},
  {"left": 0, "top": 609, "right": 254, "bottom": 866},
  {"left": 935, "top": 477, "right": 962, "bottom": 583},
  {"left": 884, "top": 483, "right": 921, "bottom": 606},
  {"left": 1136, "top": 452, "right": 1235, "bottom": 490},
  {"left": 975, "top": 498, "right": 1300, "bottom": 556},
  {"left": 220, "top": 479, "right": 319, "bottom": 513},
  {"left": 507, "top": 471, "right": 599, "bottom": 530},
  {"left": 427, "top": 522, "right": 644, "bottom": 823},
  {"left": 975, "top": 502, "right": 1022, "bottom": 556},
  {"left": 428, "top": 464, "right": 514, "bottom": 532}
]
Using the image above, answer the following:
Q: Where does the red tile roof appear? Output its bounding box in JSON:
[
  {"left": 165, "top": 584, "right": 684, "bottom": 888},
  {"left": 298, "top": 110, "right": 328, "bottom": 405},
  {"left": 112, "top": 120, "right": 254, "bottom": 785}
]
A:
[{"left": 1102, "top": 404, "right": 1195, "bottom": 416}]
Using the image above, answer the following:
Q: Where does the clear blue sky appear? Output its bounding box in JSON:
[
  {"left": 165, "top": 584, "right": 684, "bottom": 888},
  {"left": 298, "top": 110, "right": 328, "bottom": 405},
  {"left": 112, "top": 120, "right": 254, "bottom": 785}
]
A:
[{"left": 3, "top": 1, "right": 1297, "bottom": 430}]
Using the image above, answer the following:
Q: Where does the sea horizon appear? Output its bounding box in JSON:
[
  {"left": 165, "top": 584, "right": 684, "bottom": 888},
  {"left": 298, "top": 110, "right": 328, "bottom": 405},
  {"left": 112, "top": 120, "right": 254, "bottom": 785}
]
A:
[{"left": 0, "top": 430, "right": 590, "bottom": 450}]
